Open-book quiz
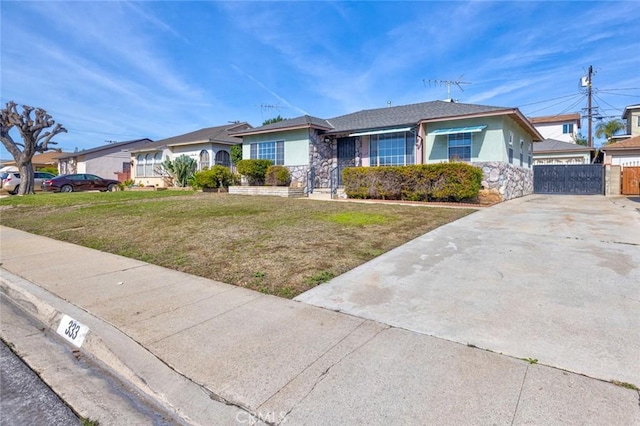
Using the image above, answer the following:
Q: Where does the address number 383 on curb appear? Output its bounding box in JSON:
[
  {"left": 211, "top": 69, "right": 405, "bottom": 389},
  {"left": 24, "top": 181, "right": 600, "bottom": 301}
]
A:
[{"left": 56, "top": 314, "right": 89, "bottom": 348}]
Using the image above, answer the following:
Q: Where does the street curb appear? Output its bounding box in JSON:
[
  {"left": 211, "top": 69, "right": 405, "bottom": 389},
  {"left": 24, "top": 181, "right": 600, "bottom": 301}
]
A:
[{"left": 0, "top": 268, "right": 252, "bottom": 425}]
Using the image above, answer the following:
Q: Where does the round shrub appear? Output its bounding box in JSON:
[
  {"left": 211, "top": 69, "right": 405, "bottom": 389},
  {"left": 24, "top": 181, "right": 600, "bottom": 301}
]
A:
[
  {"left": 236, "top": 159, "right": 273, "bottom": 185},
  {"left": 192, "top": 165, "right": 234, "bottom": 189},
  {"left": 265, "top": 165, "right": 291, "bottom": 186}
]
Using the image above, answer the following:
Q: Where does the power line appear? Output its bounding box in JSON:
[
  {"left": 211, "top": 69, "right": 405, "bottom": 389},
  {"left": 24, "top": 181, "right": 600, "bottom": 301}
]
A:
[
  {"left": 596, "top": 90, "right": 640, "bottom": 99},
  {"left": 524, "top": 94, "right": 585, "bottom": 116},
  {"left": 557, "top": 95, "right": 589, "bottom": 117},
  {"left": 65, "top": 126, "right": 144, "bottom": 138},
  {"left": 593, "top": 93, "right": 624, "bottom": 115},
  {"left": 518, "top": 92, "right": 582, "bottom": 108},
  {"left": 597, "top": 87, "right": 640, "bottom": 92}
]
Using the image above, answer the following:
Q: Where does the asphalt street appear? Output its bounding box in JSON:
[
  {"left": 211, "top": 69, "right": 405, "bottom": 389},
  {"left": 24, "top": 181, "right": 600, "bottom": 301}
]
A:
[{"left": 0, "top": 340, "right": 80, "bottom": 425}]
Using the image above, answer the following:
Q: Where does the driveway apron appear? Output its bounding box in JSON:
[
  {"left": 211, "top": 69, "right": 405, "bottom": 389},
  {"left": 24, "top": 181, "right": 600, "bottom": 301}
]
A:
[{"left": 296, "top": 195, "right": 640, "bottom": 385}]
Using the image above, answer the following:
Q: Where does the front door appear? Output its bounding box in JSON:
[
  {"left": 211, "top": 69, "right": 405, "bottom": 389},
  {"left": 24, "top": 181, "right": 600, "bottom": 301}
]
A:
[{"left": 337, "top": 137, "right": 356, "bottom": 186}]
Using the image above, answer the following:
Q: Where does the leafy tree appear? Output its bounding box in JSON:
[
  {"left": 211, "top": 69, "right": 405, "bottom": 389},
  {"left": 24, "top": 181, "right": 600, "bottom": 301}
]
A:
[
  {"left": 262, "top": 115, "right": 285, "bottom": 126},
  {"left": 571, "top": 132, "right": 588, "bottom": 146},
  {"left": 595, "top": 119, "right": 625, "bottom": 145},
  {"left": 230, "top": 144, "right": 242, "bottom": 165},
  {"left": 160, "top": 154, "right": 197, "bottom": 187},
  {"left": 0, "top": 102, "right": 66, "bottom": 195}
]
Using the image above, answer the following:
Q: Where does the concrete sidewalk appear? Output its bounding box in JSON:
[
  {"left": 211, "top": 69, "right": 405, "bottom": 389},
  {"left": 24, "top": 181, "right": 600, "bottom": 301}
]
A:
[{"left": 1, "top": 209, "right": 639, "bottom": 424}]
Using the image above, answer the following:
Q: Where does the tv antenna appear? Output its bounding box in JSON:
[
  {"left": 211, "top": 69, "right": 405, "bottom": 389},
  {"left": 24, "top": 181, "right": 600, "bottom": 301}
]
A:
[
  {"left": 256, "top": 103, "right": 289, "bottom": 113},
  {"left": 423, "top": 76, "right": 471, "bottom": 101}
]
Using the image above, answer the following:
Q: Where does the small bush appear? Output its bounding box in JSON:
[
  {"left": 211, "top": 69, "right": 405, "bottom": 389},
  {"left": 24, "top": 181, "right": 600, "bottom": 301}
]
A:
[
  {"left": 37, "top": 166, "right": 59, "bottom": 176},
  {"left": 343, "top": 163, "right": 482, "bottom": 202},
  {"left": 236, "top": 159, "right": 273, "bottom": 185},
  {"left": 192, "top": 166, "right": 235, "bottom": 189},
  {"left": 265, "top": 165, "right": 291, "bottom": 186}
]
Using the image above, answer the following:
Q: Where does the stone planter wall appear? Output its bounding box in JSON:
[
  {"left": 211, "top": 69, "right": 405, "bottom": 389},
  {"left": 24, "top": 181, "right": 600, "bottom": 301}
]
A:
[
  {"left": 474, "top": 161, "right": 533, "bottom": 201},
  {"left": 229, "top": 186, "right": 306, "bottom": 198}
]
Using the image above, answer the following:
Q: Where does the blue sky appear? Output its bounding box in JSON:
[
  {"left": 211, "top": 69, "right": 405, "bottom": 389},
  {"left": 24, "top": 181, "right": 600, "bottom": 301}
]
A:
[{"left": 2, "top": 1, "right": 639, "bottom": 157}]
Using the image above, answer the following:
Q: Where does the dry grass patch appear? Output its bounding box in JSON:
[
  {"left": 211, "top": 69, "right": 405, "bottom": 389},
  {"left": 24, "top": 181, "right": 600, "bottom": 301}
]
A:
[{"left": 0, "top": 192, "right": 474, "bottom": 298}]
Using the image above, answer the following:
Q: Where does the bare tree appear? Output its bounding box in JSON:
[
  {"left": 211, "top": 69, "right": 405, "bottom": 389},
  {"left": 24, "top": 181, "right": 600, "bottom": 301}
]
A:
[{"left": 0, "top": 102, "right": 67, "bottom": 195}]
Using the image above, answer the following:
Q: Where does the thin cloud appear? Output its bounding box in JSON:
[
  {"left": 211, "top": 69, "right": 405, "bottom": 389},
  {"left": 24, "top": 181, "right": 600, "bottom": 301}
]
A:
[{"left": 230, "top": 65, "right": 309, "bottom": 116}]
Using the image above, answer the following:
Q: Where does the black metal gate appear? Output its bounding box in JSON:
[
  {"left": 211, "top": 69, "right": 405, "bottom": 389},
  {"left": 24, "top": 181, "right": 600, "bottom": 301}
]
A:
[
  {"left": 337, "top": 137, "right": 356, "bottom": 186},
  {"left": 533, "top": 164, "right": 603, "bottom": 194}
]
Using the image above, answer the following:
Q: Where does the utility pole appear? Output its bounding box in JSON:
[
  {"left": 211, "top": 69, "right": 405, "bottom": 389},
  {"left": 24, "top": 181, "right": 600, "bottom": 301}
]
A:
[{"left": 587, "top": 65, "right": 593, "bottom": 148}]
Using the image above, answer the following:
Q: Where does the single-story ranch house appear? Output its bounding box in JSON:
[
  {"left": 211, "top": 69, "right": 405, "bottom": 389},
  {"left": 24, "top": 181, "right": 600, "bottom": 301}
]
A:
[
  {"left": 129, "top": 122, "right": 251, "bottom": 186},
  {"left": 231, "top": 100, "right": 543, "bottom": 200},
  {"left": 58, "top": 138, "right": 153, "bottom": 179}
]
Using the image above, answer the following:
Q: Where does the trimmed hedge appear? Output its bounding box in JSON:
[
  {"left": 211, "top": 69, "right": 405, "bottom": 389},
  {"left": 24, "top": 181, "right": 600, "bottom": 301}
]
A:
[
  {"left": 343, "top": 163, "right": 483, "bottom": 202},
  {"left": 236, "top": 159, "right": 273, "bottom": 185},
  {"left": 265, "top": 165, "right": 291, "bottom": 186}
]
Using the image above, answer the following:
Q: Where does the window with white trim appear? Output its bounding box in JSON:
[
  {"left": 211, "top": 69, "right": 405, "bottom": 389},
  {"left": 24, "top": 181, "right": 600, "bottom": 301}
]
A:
[
  {"left": 448, "top": 133, "right": 472, "bottom": 162},
  {"left": 370, "top": 132, "right": 415, "bottom": 166},
  {"left": 136, "top": 155, "right": 144, "bottom": 176},
  {"left": 250, "top": 141, "right": 284, "bottom": 165},
  {"left": 199, "top": 150, "right": 210, "bottom": 170},
  {"left": 154, "top": 152, "right": 162, "bottom": 176},
  {"left": 562, "top": 123, "right": 574, "bottom": 134},
  {"left": 145, "top": 154, "right": 153, "bottom": 177}
]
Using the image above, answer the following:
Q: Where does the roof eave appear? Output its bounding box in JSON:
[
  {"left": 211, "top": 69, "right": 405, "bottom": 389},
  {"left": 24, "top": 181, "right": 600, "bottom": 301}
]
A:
[
  {"left": 419, "top": 109, "right": 544, "bottom": 141},
  {"left": 232, "top": 124, "right": 332, "bottom": 137}
]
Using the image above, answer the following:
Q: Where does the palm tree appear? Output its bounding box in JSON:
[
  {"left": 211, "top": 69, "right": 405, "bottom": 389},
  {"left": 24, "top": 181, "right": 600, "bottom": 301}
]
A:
[{"left": 595, "top": 119, "right": 625, "bottom": 145}]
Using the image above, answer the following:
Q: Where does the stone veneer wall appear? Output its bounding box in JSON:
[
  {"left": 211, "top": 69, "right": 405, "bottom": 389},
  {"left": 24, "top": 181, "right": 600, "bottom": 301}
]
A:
[
  {"left": 287, "top": 165, "right": 309, "bottom": 188},
  {"left": 474, "top": 161, "right": 533, "bottom": 201},
  {"left": 309, "top": 130, "right": 335, "bottom": 188}
]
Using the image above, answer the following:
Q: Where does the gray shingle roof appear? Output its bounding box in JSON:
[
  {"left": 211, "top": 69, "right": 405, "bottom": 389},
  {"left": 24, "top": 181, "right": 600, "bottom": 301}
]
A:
[
  {"left": 140, "top": 122, "right": 251, "bottom": 150},
  {"left": 326, "top": 100, "right": 511, "bottom": 133},
  {"left": 231, "top": 100, "right": 542, "bottom": 140},
  {"left": 56, "top": 138, "right": 153, "bottom": 159},
  {"left": 230, "top": 115, "right": 332, "bottom": 135},
  {"left": 533, "top": 139, "right": 594, "bottom": 153}
]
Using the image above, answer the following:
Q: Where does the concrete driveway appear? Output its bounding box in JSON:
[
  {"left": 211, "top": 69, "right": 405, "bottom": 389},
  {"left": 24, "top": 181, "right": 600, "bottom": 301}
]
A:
[{"left": 296, "top": 195, "right": 640, "bottom": 386}]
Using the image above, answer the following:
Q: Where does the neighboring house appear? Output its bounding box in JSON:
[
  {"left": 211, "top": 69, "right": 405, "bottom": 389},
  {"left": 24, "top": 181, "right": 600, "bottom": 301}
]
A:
[
  {"left": 57, "top": 139, "right": 153, "bottom": 180},
  {"left": 602, "top": 135, "right": 640, "bottom": 168},
  {"left": 1, "top": 150, "right": 71, "bottom": 170},
  {"left": 532, "top": 139, "right": 594, "bottom": 165},
  {"left": 529, "top": 113, "right": 581, "bottom": 143},
  {"left": 232, "top": 100, "right": 543, "bottom": 200},
  {"left": 611, "top": 104, "right": 640, "bottom": 143},
  {"left": 130, "top": 122, "right": 251, "bottom": 187},
  {"left": 602, "top": 135, "right": 640, "bottom": 196}
]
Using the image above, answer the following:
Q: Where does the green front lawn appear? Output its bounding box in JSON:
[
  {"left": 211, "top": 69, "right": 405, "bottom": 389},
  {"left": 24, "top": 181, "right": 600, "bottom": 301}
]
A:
[{"left": 0, "top": 191, "right": 474, "bottom": 298}]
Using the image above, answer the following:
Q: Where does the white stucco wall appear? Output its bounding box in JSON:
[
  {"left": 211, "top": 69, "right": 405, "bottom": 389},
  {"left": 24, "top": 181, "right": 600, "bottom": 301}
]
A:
[{"left": 532, "top": 122, "right": 577, "bottom": 143}]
